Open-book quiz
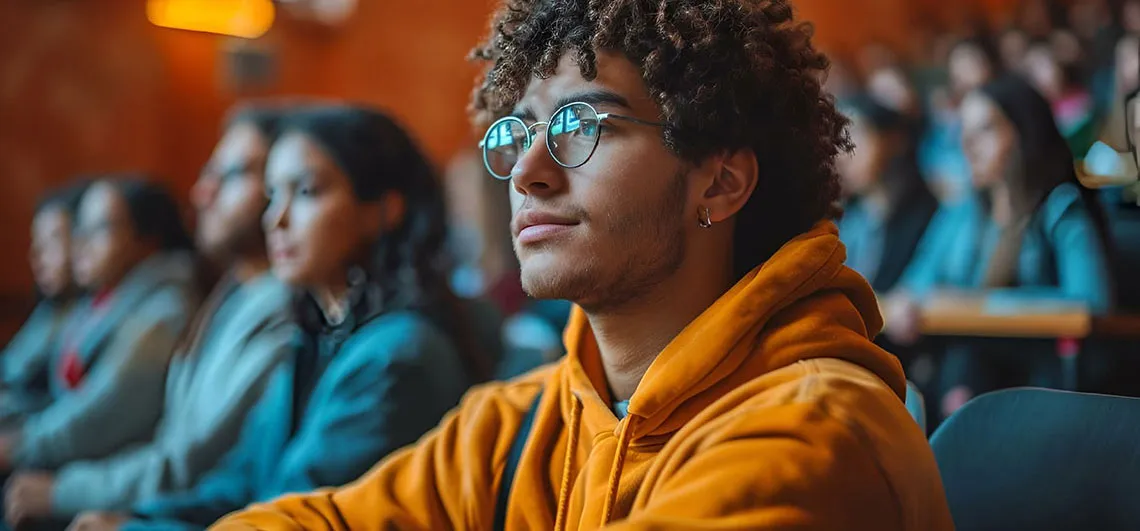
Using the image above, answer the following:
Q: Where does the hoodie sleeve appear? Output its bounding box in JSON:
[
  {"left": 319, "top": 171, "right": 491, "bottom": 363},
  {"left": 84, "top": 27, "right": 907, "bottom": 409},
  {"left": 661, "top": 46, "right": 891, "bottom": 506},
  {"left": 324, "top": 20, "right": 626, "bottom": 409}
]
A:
[
  {"left": 50, "top": 312, "right": 297, "bottom": 516},
  {"left": 15, "top": 287, "right": 192, "bottom": 469},
  {"left": 208, "top": 378, "right": 544, "bottom": 531}
]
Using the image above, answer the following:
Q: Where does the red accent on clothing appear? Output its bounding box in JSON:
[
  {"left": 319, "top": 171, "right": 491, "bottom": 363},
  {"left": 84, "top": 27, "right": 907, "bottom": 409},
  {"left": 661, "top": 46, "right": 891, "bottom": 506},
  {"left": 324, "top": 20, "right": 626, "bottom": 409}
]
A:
[
  {"left": 60, "top": 351, "right": 85, "bottom": 390},
  {"left": 57, "top": 288, "right": 115, "bottom": 390}
]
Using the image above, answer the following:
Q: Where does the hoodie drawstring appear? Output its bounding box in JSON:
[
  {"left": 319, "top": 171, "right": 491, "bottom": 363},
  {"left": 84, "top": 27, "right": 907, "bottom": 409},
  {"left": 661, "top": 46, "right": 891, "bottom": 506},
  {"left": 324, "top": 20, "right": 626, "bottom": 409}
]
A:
[
  {"left": 600, "top": 414, "right": 636, "bottom": 525},
  {"left": 554, "top": 395, "right": 583, "bottom": 531}
]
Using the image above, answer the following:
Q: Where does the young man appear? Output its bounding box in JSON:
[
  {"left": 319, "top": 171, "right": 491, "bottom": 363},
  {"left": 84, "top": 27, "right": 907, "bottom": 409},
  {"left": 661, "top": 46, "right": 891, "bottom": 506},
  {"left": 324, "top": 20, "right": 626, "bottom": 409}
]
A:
[
  {"left": 4, "top": 106, "right": 297, "bottom": 527},
  {"left": 210, "top": 0, "right": 953, "bottom": 529}
]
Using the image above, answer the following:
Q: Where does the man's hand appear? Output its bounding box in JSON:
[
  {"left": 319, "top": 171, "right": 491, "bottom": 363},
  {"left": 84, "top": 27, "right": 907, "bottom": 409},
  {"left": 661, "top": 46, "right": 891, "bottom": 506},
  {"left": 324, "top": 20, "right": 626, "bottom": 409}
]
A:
[
  {"left": 68, "top": 511, "right": 130, "bottom": 531},
  {"left": 5, "top": 471, "right": 55, "bottom": 528}
]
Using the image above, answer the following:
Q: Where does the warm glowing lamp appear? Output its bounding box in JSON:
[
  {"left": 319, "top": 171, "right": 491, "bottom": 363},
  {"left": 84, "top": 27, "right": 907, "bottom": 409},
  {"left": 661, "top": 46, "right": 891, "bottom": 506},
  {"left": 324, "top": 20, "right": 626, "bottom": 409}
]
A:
[{"left": 147, "top": 0, "right": 275, "bottom": 39}]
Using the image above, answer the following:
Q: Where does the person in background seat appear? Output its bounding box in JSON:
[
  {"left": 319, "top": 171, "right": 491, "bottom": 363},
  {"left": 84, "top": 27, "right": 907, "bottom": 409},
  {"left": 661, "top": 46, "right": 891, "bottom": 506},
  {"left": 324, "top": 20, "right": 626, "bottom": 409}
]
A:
[
  {"left": 70, "top": 104, "right": 494, "bottom": 531},
  {"left": 3, "top": 105, "right": 299, "bottom": 527},
  {"left": 885, "top": 75, "right": 1115, "bottom": 419},
  {"left": 0, "top": 182, "right": 90, "bottom": 427},
  {"left": 838, "top": 94, "right": 941, "bottom": 293},
  {"left": 0, "top": 177, "right": 200, "bottom": 483}
]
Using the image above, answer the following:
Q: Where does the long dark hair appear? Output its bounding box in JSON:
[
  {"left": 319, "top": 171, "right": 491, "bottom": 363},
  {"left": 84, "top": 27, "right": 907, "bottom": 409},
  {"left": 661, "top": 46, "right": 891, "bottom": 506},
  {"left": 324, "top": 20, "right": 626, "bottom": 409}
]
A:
[
  {"left": 224, "top": 103, "right": 284, "bottom": 140},
  {"left": 976, "top": 75, "right": 1114, "bottom": 288},
  {"left": 105, "top": 176, "right": 194, "bottom": 252},
  {"left": 279, "top": 105, "right": 489, "bottom": 382}
]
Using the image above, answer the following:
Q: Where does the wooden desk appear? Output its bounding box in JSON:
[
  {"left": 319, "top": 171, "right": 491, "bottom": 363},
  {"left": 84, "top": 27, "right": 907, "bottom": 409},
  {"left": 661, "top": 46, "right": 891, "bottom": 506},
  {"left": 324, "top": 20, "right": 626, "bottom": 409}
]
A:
[
  {"left": 917, "top": 296, "right": 1140, "bottom": 340},
  {"left": 919, "top": 296, "right": 1091, "bottom": 339},
  {"left": 906, "top": 294, "right": 1140, "bottom": 390}
]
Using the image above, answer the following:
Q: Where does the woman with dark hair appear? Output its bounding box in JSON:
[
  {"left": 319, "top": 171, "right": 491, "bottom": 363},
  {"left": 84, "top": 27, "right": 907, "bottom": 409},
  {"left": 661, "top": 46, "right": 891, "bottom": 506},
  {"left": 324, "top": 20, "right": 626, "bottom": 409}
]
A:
[
  {"left": 0, "top": 176, "right": 200, "bottom": 474},
  {"left": 0, "top": 182, "right": 90, "bottom": 426},
  {"left": 838, "top": 95, "right": 940, "bottom": 293},
  {"left": 886, "top": 76, "right": 1114, "bottom": 418},
  {"left": 77, "top": 105, "right": 493, "bottom": 531}
]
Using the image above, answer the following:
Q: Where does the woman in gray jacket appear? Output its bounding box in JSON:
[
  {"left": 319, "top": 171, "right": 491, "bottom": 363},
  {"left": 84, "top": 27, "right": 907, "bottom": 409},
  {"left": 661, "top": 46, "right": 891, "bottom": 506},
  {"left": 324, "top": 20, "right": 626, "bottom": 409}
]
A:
[{"left": 0, "top": 178, "right": 200, "bottom": 479}]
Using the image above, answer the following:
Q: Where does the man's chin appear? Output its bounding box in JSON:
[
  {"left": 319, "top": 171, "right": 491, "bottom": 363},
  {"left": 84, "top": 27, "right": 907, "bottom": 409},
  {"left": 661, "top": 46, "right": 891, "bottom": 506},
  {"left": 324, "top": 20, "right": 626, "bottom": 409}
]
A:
[{"left": 519, "top": 264, "right": 589, "bottom": 303}]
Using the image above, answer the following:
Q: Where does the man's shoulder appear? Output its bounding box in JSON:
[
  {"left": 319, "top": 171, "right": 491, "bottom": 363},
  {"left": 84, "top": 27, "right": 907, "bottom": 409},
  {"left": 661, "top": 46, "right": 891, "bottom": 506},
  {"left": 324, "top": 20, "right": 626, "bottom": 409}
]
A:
[
  {"left": 685, "top": 358, "right": 920, "bottom": 457},
  {"left": 692, "top": 358, "right": 938, "bottom": 492},
  {"left": 727, "top": 358, "right": 908, "bottom": 420},
  {"left": 231, "top": 274, "right": 293, "bottom": 319}
]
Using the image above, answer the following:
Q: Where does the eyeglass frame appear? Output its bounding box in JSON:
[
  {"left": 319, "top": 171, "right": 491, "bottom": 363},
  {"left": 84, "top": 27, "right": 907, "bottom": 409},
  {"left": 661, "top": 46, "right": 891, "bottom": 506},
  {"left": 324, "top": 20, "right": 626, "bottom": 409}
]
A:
[{"left": 479, "top": 101, "right": 666, "bottom": 180}]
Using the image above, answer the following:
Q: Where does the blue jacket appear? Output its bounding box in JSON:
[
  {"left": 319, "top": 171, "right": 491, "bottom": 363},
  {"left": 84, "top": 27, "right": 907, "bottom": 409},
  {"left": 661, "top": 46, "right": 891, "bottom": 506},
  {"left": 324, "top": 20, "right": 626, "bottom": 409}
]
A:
[
  {"left": 123, "top": 305, "right": 475, "bottom": 531},
  {"left": 897, "top": 182, "right": 1114, "bottom": 313},
  {"left": 0, "top": 301, "right": 71, "bottom": 424}
]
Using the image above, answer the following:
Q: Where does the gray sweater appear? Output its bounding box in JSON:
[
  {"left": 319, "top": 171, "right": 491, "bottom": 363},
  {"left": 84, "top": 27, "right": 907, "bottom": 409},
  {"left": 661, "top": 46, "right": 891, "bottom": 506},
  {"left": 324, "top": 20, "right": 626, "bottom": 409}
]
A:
[
  {"left": 49, "top": 272, "right": 295, "bottom": 517},
  {"left": 12, "top": 252, "right": 200, "bottom": 469}
]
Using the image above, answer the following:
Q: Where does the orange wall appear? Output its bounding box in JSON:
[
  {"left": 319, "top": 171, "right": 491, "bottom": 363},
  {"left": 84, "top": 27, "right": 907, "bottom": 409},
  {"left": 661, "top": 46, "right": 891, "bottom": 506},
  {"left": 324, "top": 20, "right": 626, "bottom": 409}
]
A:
[
  {"left": 0, "top": 0, "right": 493, "bottom": 308},
  {"left": 0, "top": 0, "right": 1000, "bottom": 321}
]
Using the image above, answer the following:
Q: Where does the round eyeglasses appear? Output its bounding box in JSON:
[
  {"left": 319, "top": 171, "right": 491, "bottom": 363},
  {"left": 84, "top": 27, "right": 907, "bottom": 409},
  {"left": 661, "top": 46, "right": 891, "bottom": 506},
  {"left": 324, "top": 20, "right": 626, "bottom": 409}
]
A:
[{"left": 480, "top": 101, "right": 666, "bottom": 180}]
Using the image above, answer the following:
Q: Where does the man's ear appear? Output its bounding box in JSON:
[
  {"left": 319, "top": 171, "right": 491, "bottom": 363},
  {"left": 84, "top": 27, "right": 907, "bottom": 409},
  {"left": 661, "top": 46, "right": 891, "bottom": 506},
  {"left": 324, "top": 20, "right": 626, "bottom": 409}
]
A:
[{"left": 700, "top": 148, "right": 759, "bottom": 223}]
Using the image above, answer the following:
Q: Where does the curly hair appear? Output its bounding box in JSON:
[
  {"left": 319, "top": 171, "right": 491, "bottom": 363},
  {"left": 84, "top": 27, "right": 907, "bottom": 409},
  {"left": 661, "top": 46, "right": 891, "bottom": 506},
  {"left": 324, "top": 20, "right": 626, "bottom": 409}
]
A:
[{"left": 470, "top": 0, "right": 850, "bottom": 277}]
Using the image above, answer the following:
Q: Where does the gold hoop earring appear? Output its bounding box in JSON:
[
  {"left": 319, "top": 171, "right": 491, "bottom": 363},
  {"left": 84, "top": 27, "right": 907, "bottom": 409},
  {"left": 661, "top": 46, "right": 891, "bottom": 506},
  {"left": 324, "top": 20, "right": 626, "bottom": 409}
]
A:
[{"left": 698, "top": 207, "right": 713, "bottom": 229}]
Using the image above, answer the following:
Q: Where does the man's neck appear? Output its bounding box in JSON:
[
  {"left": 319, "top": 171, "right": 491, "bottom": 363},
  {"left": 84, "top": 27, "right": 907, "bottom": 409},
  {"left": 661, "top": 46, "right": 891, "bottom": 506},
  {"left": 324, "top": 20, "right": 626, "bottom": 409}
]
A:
[
  {"left": 586, "top": 251, "right": 735, "bottom": 402},
  {"left": 230, "top": 252, "right": 271, "bottom": 284},
  {"left": 312, "top": 276, "right": 351, "bottom": 326}
]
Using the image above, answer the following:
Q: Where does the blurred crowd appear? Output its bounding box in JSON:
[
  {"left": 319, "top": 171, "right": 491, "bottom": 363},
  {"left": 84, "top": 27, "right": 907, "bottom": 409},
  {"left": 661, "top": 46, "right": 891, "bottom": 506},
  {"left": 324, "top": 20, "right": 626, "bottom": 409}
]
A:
[
  {"left": 0, "top": 101, "right": 569, "bottom": 531},
  {"left": 827, "top": 0, "right": 1139, "bottom": 425},
  {"left": 0, "top": 0, "right": 1137, "bottom": 529}
]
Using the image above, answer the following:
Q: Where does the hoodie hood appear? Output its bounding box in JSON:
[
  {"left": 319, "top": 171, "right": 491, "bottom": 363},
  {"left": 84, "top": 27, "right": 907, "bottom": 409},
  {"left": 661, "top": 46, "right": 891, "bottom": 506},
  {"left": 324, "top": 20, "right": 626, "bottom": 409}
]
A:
[{"left": 560, "top": 220, "right": 905, "bottom": 441}]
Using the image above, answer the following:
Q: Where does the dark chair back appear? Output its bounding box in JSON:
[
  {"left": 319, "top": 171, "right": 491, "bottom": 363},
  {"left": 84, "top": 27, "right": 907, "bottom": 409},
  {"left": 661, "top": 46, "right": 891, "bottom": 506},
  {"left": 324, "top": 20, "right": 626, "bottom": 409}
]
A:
[{"left": 931, "top": 388, "right": 1140, "bottom": 531}]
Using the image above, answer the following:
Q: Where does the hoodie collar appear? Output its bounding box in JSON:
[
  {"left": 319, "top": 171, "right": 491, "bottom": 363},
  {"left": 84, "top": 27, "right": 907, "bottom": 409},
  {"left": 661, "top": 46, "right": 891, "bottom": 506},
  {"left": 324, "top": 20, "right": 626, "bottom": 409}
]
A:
[{"left": 560, "top": 221, "right": 904, "bottom": 440}]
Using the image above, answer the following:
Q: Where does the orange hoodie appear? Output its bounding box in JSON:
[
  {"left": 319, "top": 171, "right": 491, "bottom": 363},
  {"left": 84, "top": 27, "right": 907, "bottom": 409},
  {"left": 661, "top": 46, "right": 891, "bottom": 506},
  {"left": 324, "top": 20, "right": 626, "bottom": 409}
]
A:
[{"left": 212, "top": 221, "right": 953, "bottom": 530}]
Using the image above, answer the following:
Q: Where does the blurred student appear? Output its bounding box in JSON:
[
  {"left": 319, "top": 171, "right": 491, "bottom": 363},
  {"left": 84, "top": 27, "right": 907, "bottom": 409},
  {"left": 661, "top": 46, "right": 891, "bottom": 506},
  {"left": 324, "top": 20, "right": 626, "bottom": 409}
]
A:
[
  {"left": 838, "top": 95, "right": 940, "bottom": 294},
  {"left": 0, "top": 182, "right": 90, "bottom": 425},
  {"left": 886, "top": 76, "right": 1114, "bottom": 416},
  {"left": 3, "top": 106, "right": 298, "bottom": 526},
  {"left": 921, "top": 37, "right": 1000, "bottom": 203},
  {"left": 1096, "top": 33, "right": 1140, "bottom": 151},
  {"left": 999, "top": 28, "right": 1031, "bottom": 72},
  {"left": 0, "top": 178, "right": 199, "bottom": 473},
  {"left": 948, "top": 37, "right": 999, "bottom": 99},
  {"left": 1024, "top": 40, "right": 1099, "bottom": 154},
  {"left": 70, "top": 105, "right": 490, "bottom": 531},
  {"left": 207, "top": 0, "right": 953, "bottom": 528}
]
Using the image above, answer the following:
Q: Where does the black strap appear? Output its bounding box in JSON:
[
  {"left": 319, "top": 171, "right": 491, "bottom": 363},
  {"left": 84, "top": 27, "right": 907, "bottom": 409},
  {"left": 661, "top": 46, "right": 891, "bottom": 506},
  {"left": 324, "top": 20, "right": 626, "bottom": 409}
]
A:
[{"left": 493, "top": 390, "right": 543, "bottom": 531}]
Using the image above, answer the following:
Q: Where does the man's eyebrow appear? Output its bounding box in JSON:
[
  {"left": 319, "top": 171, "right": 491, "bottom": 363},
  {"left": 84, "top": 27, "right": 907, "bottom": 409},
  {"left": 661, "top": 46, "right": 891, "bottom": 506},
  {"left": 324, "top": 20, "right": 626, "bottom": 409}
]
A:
[
  {"left": 510, "top": 89, "right": 633, "bottom": 121},
  {"left": 552, "top": 90, "right": 632, "bottom": 112}
]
